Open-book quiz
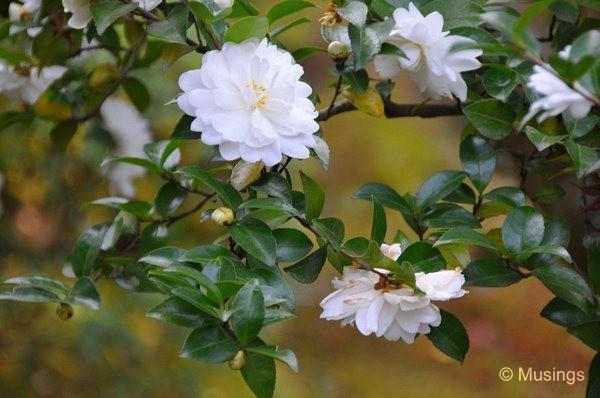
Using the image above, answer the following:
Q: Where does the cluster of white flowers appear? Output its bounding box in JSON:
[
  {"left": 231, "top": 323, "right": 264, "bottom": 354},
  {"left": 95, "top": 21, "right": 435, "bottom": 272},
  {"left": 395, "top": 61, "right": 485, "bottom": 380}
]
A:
[
  {"left": 0, "top": 63, "right": 67, "bottom": 106},
  {"left": 62, "top": 0, "right": 160, "bottom": 29},
  {"left": 374, "top": 3, "right": 482, "bottom": 101},
  {"left": 100, "top": 97, "right": 153, "bottom": 198},
  {"left": 176, "top": 38, "right": 319, "bottom": 166},
  {"left": 320, "top": 243, "right": 467, "bottom": 343},
  {"left": 8, "top": 0, "right": 42, "bottom": 36},
  {"left": 524, "top": 46, "right": 594, "bottom": 123}
]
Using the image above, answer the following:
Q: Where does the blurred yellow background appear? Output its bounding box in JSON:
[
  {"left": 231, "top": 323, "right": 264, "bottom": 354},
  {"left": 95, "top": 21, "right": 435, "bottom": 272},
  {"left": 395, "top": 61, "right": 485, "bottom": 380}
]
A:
[{"left": 0, "top": 1, "right": 593, "bottom": 397}]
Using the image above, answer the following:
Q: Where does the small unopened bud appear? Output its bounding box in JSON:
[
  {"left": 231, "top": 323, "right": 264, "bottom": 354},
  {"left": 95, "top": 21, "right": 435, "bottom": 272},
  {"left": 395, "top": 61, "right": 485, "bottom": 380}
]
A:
[
  {"left": 211, "top": 207, "right": 235, "bottom": 226},
  {"left": 328, "top": 41, "right": 349, "bottom": 62},
  {"left": 56, "top": 303, "right": 74, "bottom": 320},
  {"left": 228, "top": 350, "right": 246, "bottom": 370}
]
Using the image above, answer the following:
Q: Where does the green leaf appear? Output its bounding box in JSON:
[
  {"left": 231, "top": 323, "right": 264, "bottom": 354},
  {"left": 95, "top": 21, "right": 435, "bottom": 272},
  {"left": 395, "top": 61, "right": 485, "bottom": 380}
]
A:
[
  {"left": 502, "top": 206, "right": 544, "bottom": 262},
  {"left": 336, "top": 1, "right": 368, "bottom": 26},
  {"left": 567, "top": 322, "right": 600, "bottom": 351},
  {"left": 246, "top": 345, "right": 298, "bottom": 372},
  {"left": 180, "top": 325, "right": 240, "bottom": 363},
  {"left": 50, "top": 121, "right": 78, "bottom": 151},
  {"left": 397, "top": 242, "right": 446, "bottom": 273},
  {"left": 421, "top": 0, "right": 483, "bottom": 29},
  {"left": 0, "top": 286, "right": 60, "bottom": 303},
  {"left": 61, "top": 277, "right": 101, "bottom": 309},
  {"left": 540, "top": 297, "right": 599, "bottom": 328},
  {"left": 422, "top": 203, "right": 481, "bottom": 229},
  {"left": 483, "top": 186, "right": 526, "bottom": 207},
  {"left": 252, "top": 267, "right": 295, "bottom": 311},
  {"left": 90, "top": 1, "right": 137, "bottom": 35},
  {"left": 102, "top": 156, "right": 162, "bottom": 175},
  {"left": 312, "top": 217, "right": 345, "bottom": 250},
  {"left": 224, "top": 16, "right": 269, "bottom": 43},
  {"left": 464, "top": 258, "right": 522, "bottom": 287},
  {"left": 229, "top": 219, "right": 277, "bottom": 267},
  {"left": 532, "top": 264, "right": 594, "bottom": 311},
  {"left": 587, "top": 353, "right": 600, "bottom": 398},
  {"left": 139, "top": 246, "right": 187, "bottom": 267},
  {"left": 463, "top": 99, "right": 515, "bottom": 140},
  {"left": 460, "top": 136, "right": 496, "bottom": 192},
  {"left": 370, "top": 198, "right": 387, "bottom": 244},
  {"left": 284, "top": 245, "right": 328, "bottom": 283},
  {"left": 426, "top": 310, "right": 469, "bottom": 363},
  {"left": 270, "top": 17, "right": 311, "bottom": 38},
  {"left": 171, "top": 114, "right": 199, "bottom": 139},
  {"left": 147, "top": 296, "right": 218, "bottom": 328},
  {"left": 184, "top": 245, "right": 235, "bottom": 265},
  {"left": 349, "top": 23, "right": 380, "bottom": 70},
  {"left": 178, "top": 166, "right": 243, "bottom": 208},
  {"left": 291, "top": 46, "right": 327, "bottom": 61},
  {"left": 273, "top": 228, "right": 313, "bottom": 262},
  {"left": 524, "top": 126, "right": 567, "bottom": 152},
  {"left": 241, "top": 350, "right": 276, "bottom": 398},
  {"left": 434, "top": 227, "right": 501, "bottom": 255},
  {"left": 570, "top": 30, "right": 600, "bottom": 63},
  {"left": 300, "top": 171, "right": 324, "bottom": 222},
  {"left": 251, "top": 173, "right": 292, "bottom": 202},
  {"left": 534, "top": 183, "right": 566, "bottom": 204},
  {"left": 154, "top": 182, "right": 188, "bottom": 216},
  {"left": 353, "top": 183, "right": 412, "bottom": 214},
  {"left": 415, "top": 171, "right": 467, "bottom": 212},
  {"left": 171, "top": 287, "right": 222, "bottom": 318},
  {"left": 147, "top": 4, "right": 189, "bottom": 43},
  {"left": 140, "top": 223, "right": 168, "bottom": 254},
  {"left": 482, "top": 66, "right": 518, "bottom": 102},
  {"left": 229, "top": 281, "right": 265, "bottom": 345},
  {"left": 2, "top": 276, "right": 69, "bottom": 296},
  {"left": 239, "top": 198, "right": 299, "bottom": 216},
  {"left": 266, "top": 0, "right": 314, "bottom": 24},
  {"left": 360, "top": 241, "right": 415, "bottom": 287},
  {"left": 166, "top": 265, "right": 223, "bottom": 306},
  {"left": 67, "top": 225, "right": 109, "bottom": 277},
  {"left": 122, "top": 77, "right": 150, "bottom": 112},
  {"left": 341, "top": 68, "right": 369, "bottom": 94},
  {"left": 564, "top": 139, "right": 599, "bottom": 178}
]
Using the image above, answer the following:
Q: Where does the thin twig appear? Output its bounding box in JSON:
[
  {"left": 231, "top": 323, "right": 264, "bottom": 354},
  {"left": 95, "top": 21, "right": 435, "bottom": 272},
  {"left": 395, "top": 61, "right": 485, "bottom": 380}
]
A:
[{"left": 317, "top": 99, "right": 467, "bottom": 121}]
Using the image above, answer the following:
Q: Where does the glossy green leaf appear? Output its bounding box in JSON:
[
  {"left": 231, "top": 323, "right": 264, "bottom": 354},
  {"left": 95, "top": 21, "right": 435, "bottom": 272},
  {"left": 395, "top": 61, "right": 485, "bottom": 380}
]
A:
[
  {"left": 147, "top": 296, "right": 218, "bottom": 328},
  {"left": 241, "top": 350, "right": 276, "bottom": 398},
  {"left": 464, "top": 258, "right": 522, "bottom": 287},
  {"left": 90, "top": 1, "right": 137, "bottom": 35},
  {"left": 524, "top": 126, "right": 567, "bottom": 152},
  {"left": 229, "top": 281, "right": 265, "bottom": 345},
  {"left": 266, "top": 0, "right": 314, "bottom": 24},
  {"left": 532, "top": 264, "right": 594, "bottom": 311},
  {"left": 460, "top": 135, "right": 496, "bottom": 192},
  {"left": 147, "top": 4, "right": 189, "bottom": 43},
  {"left": 415, "top": 171, "right": 467, "bottom": 211},
  {"left": 273, "top": 228, "right": 313, "bottom": 262},
  {"left": 300, "top": 171, "right": 324, "bottom": 222},
  {"left": 463, "top": 99, "right": 515, "bottom": 140},
  {"left": 426, "top": 310, "right": 469, "bottom": 363},
  {"left": 180, "top": 325, "right": 240, "bottom": 363},
  {"left": 178, "top": 166, "right": 243, "bottom": 208},
  {"left": 434, "top": 227, "right": 501, "bottom": 255},
  {"left": 353, "top": 183, "right": 412, "bottom": 214},
  {"left": 502, "top": 206, "right": 545, "bottom": 262},
  {"left": 246, "top": 345, "right": 298, "bottom": 372},
  {"left": 284, "top": 245, "right": 328, "bottom": 283},
  {"left": 229, "top": 219, "right": 277, "bottom": 267},
  {"left": 225, "top": 16, "right": 269, "bottom": 43}
]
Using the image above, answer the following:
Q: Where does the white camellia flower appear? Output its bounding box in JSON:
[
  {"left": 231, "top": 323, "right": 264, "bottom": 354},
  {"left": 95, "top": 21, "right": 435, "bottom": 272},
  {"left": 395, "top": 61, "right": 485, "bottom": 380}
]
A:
[
  {"left": 320, "top": 243, "right": 468, "bottom": 343},
  {"left": 9, "top": 0, "right": 43, "bottom": 36},
  {"left": 177, "top": 38, "right": 319, "bottom": 166},
  {"left": 100, "top": 97, "right": 153, "bottom": 198},
  {"left": 380, "top": 242, "right": 402, "bottom": 261},
  {"left": 374, "top": 2, "right": 482, "bottom": 101},
  {"left": 525, "top": 64, "right": 594, "bottom": 122},
  {"left": 62, "top": 0, "right": 160, "bottom": 29},
  {"left": 0, "top": 63, "right": 67, "bottom": 105},
  {"left": 415, "top": 268, "right": 467, "bottom": 301}
]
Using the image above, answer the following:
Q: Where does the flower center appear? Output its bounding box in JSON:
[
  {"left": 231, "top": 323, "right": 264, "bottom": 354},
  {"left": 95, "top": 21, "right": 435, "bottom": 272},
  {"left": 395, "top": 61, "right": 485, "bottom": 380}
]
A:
[
  {"left": 246, "top": 80, "right": 267, "bottom": 108},
  {"left": 14, "top": 66, "right": 31, "bottom": 77}
]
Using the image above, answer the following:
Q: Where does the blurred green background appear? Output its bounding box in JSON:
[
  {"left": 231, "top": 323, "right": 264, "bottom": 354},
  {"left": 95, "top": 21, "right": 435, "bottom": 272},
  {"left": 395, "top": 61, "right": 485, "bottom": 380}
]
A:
[{"left": 0, "top": 1, "right": 593, "bottom": 397}]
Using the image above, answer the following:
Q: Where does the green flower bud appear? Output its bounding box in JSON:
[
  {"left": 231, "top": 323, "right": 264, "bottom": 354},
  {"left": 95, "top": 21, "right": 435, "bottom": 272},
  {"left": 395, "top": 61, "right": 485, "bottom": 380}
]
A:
[
  {"left": 328, "top": 41, "right": 349, "bottom": 62},
  {"left": 56, "top": 303, "right": 74, "bottom": 320},
  {"left": 211, "top": 207, "right": 235, "bottom": 226},
  {"left": 228, "top": 350, "right": 246, "bottom": 370}
]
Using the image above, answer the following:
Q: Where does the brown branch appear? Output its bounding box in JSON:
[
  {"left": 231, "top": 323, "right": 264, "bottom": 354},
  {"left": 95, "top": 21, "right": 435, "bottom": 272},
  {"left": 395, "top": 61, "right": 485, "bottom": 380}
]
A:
[{"left": 317, "top": 100, "right": 466, "bottom": 122}]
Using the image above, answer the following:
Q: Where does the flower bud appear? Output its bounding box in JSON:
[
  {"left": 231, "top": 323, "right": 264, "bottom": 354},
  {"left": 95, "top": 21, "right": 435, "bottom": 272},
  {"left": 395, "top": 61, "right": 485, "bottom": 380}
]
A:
[
  {"left": 211, "top": 207, "right": 235, "bottom": 226},
  {"left": 228, "top": 350, "right": 246, "bottom": 370},
  {"left": 328, "top": 41, "right": 349, "bottom": 62},
  {"left": 56, "top": 303, "right": 74, "bottom": 320}
]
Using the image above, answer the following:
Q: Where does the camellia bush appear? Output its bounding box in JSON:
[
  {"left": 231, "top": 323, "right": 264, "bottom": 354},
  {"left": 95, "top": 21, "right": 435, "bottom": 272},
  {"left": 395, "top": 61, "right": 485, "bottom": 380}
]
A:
[{"left": 1, "top": 0, "right": 599, "bottom": 396}]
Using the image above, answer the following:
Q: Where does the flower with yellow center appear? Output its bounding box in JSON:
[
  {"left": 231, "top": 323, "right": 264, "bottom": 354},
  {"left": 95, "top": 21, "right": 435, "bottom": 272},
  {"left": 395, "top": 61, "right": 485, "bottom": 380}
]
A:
[{"left": 176, "top": 38, "right": 320, "bottom": 166}]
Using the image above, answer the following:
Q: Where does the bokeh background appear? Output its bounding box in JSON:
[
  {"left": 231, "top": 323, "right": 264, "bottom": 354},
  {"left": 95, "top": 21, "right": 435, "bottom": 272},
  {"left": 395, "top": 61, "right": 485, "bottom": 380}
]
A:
[{"left": 0, "top": 1, "right": 593, "bottom": 397}]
